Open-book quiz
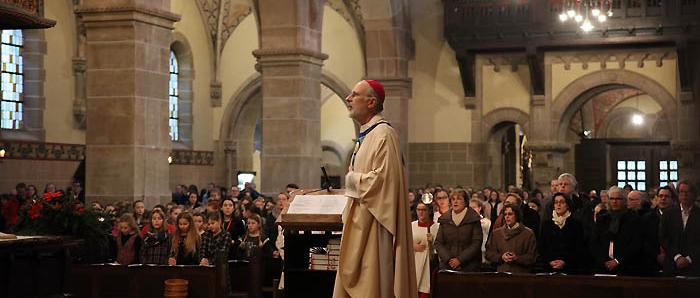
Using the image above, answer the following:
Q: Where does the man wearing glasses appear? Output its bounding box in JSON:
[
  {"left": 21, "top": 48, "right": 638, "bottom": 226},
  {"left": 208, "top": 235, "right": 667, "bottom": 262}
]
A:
[
  {"left": 659, "top": 180, "right": 700, "bottom": 276},
  {"left": 590, "top": 186, "right": 643, "bottom": 275}
]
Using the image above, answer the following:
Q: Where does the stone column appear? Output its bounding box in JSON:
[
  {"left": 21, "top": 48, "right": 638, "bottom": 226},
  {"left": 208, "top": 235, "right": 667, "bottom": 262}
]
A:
[
  {"left": 380, "top": 78, "right": 411, "bottom": 151},
  {"left": 253, "top": 0, "right": 326, "bottom": 192},
  {"left": 527, "top": 142, "right": 570, "bottom": 191},
  {"left": 364, "top": 19, "right": 412, "bottom": 150},
  {"left": 224, "top": 141, "right": 236, "bottom": 188},
  {"left": 77, "top": 1, "right": 180, "bottom": 206},
  {"left": 672, "top": 41, "right": 700, "bottom": 185}
]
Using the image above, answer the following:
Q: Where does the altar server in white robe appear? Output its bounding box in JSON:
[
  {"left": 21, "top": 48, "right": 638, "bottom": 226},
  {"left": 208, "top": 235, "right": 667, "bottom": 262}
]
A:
[{"left": 412, "top": 202, "right": 439, "bottom": 297}]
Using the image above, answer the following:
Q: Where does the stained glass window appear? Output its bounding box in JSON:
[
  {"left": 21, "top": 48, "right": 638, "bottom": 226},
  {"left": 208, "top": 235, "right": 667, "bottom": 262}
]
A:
[
  {"left": 169, "top": 50, "right": 179, "bottom": 141},
  {"left": 659, "top": 160, "right": 679, "bottom": 187},
  {"left": 1, "top": 29, "right": 23, "bottom": 129}
]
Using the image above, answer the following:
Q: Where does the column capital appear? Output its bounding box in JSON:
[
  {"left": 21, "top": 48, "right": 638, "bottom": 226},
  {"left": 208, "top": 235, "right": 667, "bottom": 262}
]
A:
[
  {"left": 75, "top": 4, "right": 180, "bottom": 29},
  {"left": 253, "top": 48, "right": 328, "bottom": 67},
  {"left": 367, "top": 77, "right": 412, "bottom": 99},
  {"left": 526, "top": 141, "right": 571, "bottom": 153}
]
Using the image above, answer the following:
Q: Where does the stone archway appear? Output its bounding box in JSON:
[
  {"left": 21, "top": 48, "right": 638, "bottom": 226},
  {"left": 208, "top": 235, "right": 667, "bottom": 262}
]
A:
[
  {"left": 220, "top": 74, "right": 262, "bottom": 188},
  {"left": 552, "top": 69, "right": 677, "bottom": 143},
  {"left": 482, "top": 108, "right": 531, "bottom": 189},
  {"left": 482, "top": 107, "right": 530, "bottom": 137},
  {"left": 219, "top": 72, "right": 357, "bottom": 189}
]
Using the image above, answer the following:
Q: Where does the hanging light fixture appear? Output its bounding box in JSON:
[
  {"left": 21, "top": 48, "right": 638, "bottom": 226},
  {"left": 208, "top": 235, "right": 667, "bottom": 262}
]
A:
[{"left": 558, "top": 0, "right": 614, "bottom": 33}]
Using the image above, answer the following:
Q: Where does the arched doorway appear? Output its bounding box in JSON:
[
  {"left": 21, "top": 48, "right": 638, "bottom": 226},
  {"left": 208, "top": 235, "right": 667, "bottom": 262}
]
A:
[
  {"left": 483, "top": 108, "right": 531, "bottom": 190},
  {"left": 487, "top": 122, "right": 530, "bottom": 190},
  {"left": 554, "top": 70, "right": 678, "bottom": 193}
]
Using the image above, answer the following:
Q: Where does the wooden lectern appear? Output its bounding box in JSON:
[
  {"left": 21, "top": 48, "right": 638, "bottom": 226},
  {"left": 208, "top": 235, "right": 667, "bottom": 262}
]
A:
[{"left": 278, "top": 188, "right": 346, "bottom": 298}]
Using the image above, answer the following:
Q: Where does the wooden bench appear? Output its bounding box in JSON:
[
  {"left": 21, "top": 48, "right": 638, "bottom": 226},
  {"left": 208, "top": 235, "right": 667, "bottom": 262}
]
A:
[
  {"left": 69, "top": 263, "right": 225, "bottom": 298},
  {"left": 433, "top": 271, "right": 700, "bottom": 298},
  {"left": 67, "top": 251, "right": 273, "bottom": 298}
]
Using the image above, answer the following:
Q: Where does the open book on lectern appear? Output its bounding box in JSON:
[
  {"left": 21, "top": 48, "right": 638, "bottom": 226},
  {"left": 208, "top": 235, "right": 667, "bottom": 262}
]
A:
[
  {"left": 279, "top": 189, "right": 348, "bottom": 231},
  {"left": 287, "top": 194, "right": 348, "bottom": 215}
]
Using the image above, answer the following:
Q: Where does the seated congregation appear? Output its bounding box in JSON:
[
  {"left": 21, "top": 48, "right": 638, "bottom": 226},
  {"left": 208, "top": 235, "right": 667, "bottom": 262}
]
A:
[{"left": 1, "top": 174, "right": 699, "bottom": 297}]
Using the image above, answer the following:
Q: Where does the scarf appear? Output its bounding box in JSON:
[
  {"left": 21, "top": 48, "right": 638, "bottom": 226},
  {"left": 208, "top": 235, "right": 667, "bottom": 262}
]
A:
[
  {"left": 608, "top": 209, "right": 626, "bottom": 236},
  {"left": 552, "top": 210, "right": 571, "bottom": 229},
  {"left": 504, "top": 222, "right": 522, "bottom": 240},
  {"left": 143, "top": 230, "right": 168, "bottom": 248}
]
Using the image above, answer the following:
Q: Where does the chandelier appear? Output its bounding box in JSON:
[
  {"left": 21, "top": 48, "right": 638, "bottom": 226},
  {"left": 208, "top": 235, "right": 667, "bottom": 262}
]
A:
[{"left": 558, "top": 0, "right": 614, "bottom": 33}]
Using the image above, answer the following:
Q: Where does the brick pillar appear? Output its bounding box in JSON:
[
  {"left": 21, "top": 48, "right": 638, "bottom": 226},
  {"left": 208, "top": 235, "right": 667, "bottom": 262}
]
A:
[
  {"left": 77, "top": 1, "right": 179, "bottom": 206},
  {"left": 253, "top": 0, "right": 326, "bottom": 192}
]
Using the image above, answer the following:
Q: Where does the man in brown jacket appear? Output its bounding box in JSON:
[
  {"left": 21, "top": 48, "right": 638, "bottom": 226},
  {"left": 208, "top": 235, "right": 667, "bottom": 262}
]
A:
[{"left": 434, "top": 189, "right": 483, "bottom": 272}]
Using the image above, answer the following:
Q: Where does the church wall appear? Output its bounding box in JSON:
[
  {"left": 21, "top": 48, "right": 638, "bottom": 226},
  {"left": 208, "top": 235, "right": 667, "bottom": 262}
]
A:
[
  {"left": 172, "top": 0, "right": 215, "bottom": 151},
  {"left": 43, "top": 0, "right": 84, "bottom": 145},
  {"left": 481, "top": 63, "right": 532, "bottom": 116},
  {"left": 408, "top": 0, "right": 469, "bottom": 143},
  {"left": 320, "top": 86, "right": 355, "bottom": 171},
  {"left": 216, "top": 15, "right": 259, "bottom": 142},
  {"left": 0, "top": 159, "right": 80, "bottom": 194},
  {"left": 320, "top": 6, "right": 365, "bottom": 178},
  {"left": 406, "top": 0, "right": 476, "bottom": 188},
  {"left": 614, "top": 94, "right": 662, "bottom": 113},
  {"left": 548, "top": 52, "right": 678, "bottom": 101},
  {"left": 169, "top": 164, "right": 215, "bottom": 191},
  {"left": 321, "top": 6, "right": 364, "bottom": 95}
]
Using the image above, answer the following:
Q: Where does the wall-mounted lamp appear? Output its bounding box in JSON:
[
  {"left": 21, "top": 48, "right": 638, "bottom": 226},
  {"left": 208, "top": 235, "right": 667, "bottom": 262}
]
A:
[{"left": 167, "top": 155, "right": 173, "bottom": 164}]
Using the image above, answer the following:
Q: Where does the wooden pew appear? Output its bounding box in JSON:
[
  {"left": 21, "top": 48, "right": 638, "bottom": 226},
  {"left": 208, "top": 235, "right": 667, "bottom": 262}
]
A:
[
  {"left": 68, "top": 249, "right": 274, "bottom": 298},
  {"left": 69, "top": 263, "right": 224, "bottom": 298},
  {"left": 0, "top": 236, "right": 81, "bottom": 298},
  {"left": 433, "top": 271, "right": 700, "bottom": 298}
]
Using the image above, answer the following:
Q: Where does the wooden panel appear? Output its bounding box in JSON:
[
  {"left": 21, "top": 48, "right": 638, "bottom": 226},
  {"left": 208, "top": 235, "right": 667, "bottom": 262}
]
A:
[
  {"left": 68, "top": 264, "right": 224, "bottom": 298},
  {"left": 576, "top": 139, "right": 609, "bottom": 193},
  {"left": 433, "top": 271, "right": 700, "bottom": 298}
]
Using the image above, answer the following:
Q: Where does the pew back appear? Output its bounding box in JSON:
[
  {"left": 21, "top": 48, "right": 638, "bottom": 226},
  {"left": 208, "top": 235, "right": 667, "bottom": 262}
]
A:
[{"left": 433, "top": 271, "right": 700, "bottom": 298}]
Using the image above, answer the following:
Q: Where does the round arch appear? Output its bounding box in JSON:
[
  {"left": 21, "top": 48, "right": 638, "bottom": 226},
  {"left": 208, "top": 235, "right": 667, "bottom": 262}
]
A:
[
  {"left": 552, "top": 69, "right": 677, "bottom": 143},
  {"left": 220, "top": 72, "right": 358, "bottom": 142},
  {"left": 482, "top": 107, "right": 530, "bottom": 137},
  {"left": 219, "top": 71, "right": 360, "bottom": 185}
]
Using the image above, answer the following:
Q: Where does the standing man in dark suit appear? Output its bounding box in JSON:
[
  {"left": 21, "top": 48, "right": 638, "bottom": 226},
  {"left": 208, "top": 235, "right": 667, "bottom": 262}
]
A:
[
  {"left": 659, "top": 180, "right": 700, "bottom": 276},
  {"left": 590, "top": 186, "right": 643, "bottom": 275}
]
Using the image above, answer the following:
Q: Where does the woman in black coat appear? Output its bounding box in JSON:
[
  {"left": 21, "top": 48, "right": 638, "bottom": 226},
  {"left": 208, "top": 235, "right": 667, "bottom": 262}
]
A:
[{"left": 538, "top": 192, "right": 586, "bottom": 274}]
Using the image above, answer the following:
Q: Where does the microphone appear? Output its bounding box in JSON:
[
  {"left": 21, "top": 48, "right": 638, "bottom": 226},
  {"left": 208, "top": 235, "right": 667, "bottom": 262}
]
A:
[{"left": 321, "top": 166, "right": 331, "bottom": 191}]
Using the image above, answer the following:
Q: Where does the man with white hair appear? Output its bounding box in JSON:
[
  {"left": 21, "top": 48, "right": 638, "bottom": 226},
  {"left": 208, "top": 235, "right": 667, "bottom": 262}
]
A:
[
  {"left": 591, "top": 186, "right": 643, "bottom": 275},
  {"left": 333, "top": 80, "right": 417, "bottom": 298},
  {"left": 627, "top": 191, "right": 644, "bottom": 210}
]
